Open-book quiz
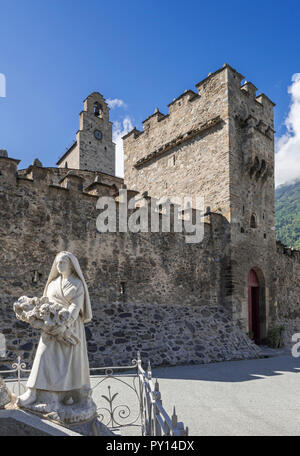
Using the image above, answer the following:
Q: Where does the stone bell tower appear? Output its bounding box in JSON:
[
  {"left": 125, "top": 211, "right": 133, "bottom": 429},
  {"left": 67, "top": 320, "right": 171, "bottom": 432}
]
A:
[{"left": 57, "top": 92, "right": 115, "bottom": 175}]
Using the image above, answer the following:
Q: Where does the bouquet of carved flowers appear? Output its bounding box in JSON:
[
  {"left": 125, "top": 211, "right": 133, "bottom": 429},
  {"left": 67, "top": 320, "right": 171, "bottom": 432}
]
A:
[{"left": 13, "top": 296, "right": 80, "bottom": 346}]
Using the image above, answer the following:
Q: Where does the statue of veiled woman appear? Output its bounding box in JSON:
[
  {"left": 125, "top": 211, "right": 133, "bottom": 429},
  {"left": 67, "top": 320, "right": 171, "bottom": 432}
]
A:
[{"left": 17, "top": 251, "right": 93, "bottom": 415}]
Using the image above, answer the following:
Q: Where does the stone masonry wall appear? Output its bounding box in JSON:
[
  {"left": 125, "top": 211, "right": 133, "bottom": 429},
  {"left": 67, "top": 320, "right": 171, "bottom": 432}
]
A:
[
  {"left": 0, "top": 156, "right": 247, "bottom": 370},
  {"left": 123, "top": 64, "right": 281, "bottom": 337},
  {"left": 226, "top": 68, "right": 277, "bottom": 336},
  {"left": 57, "top": 143, "right": 79, "bottom": 170},
  {"left": 0, "top": 63, "right": 298, "bottom": 372},
  {"left": 18, "top": 165, "right": 123, "bottom": 189},
  {"left": 123, "top": 65, "right": 231, "bottom": 218},
  {"left": 273, "top": 243, "right": 300, "bottom": 346}
]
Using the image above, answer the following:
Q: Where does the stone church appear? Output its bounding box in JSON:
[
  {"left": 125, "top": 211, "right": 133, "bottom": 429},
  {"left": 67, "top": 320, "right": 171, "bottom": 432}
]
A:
[{"left": 0, "top": 64, "right": 299, "bottom": 368}]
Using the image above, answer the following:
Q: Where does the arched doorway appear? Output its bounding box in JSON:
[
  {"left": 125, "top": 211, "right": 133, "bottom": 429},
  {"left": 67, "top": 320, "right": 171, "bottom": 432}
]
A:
[{"left": 248, "top": 269, "right": 260, "bottom": 344}]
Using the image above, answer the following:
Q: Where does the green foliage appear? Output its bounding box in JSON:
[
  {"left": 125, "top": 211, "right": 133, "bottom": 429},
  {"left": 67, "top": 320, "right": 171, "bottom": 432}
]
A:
[
  {"left": 275, "top": 180, "right": 300, "bottom": 250},
  {"left": 267, "top": 325, "right": 285, "bottom": 348}
]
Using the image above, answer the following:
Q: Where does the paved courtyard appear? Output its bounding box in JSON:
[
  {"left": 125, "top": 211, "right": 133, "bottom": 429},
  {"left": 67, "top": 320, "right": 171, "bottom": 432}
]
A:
[
  {"left": 151, "top": 352, "right": 300, "bottom": 436},
  {"left": 4, "top": 351, "right": 300, "bottom": 436},
  {"left": 87, "top": 351, "right": 300, "bottom": 436}
]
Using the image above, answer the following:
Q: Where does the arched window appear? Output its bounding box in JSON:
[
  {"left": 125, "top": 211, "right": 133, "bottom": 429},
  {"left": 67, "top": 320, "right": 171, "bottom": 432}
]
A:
[
  {"left": 93, "top": 103, "right": 103, "bottom": 118},
  {"left": 250, "top": 156, "right": 260, "bottom": 177},
  {"left": 260, "top": 160, "right": 266, "bottom": 174},
  {"left": 250, "top": 214, "right": 257, "bottom": 228}
]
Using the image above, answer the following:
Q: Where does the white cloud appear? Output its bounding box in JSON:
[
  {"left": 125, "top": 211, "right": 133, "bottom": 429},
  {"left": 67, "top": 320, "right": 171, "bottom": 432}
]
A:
[
  {"left": 113, "top": 116, "right": 133, "bottom": 177},
  {"left": 0, "top": 73, "right": 6, "bottom": 97},
  {"left": 106, "top": 97, "right": 132, "bottom": 177},
  {"left": 275, "top": 73, "right": 300, "bottom": 187},
  {"left": 107, "top": 98, "right": 127, "bottom": 109}
]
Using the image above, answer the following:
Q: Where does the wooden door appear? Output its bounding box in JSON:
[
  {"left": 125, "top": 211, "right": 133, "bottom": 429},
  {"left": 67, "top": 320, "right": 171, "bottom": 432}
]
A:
[{"left": 248, "top": 269, "right": 260, "bottom": 344}]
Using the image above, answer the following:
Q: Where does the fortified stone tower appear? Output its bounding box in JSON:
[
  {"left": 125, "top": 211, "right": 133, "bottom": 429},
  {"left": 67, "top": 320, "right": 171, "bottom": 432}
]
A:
[
  {"left": 227, "top": 68, "right": 276, "bottom": 343},
  {"left": 57, "top": 92, "right": 115, "bottom": 175},
  {"left": 123, "top": 64, "right": 276, "bottom": 343}
]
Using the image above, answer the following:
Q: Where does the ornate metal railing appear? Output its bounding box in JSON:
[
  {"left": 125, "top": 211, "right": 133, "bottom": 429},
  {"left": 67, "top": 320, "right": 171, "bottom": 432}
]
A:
[
  {"left": 0, "top": 357, "right": 31, "bottom": 396},
  {"left": 90, "top": 356, "right": 142, "bottom": 431},
  {"left": 0, "top": 352, "right": 188, "bottom": 436},
  {"left": 137, "top": 354, "right": 188, "bottom": 436}
]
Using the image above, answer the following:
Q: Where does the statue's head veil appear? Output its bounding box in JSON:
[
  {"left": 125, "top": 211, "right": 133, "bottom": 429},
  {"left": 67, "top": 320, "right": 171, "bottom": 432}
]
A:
[{"left": 43, "top": 251, "right": 92, "bottom": 324}]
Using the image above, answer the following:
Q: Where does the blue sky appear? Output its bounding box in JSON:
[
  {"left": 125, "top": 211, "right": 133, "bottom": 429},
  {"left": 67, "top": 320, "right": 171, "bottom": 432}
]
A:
[{"left": 0, "top": 0, "right": 299, "bottom": 181}]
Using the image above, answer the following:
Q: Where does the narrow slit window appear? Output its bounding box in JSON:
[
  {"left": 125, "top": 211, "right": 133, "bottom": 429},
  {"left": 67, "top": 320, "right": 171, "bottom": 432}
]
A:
[{"left": 250, "top": 214, "right": 257, "bottom": 228}]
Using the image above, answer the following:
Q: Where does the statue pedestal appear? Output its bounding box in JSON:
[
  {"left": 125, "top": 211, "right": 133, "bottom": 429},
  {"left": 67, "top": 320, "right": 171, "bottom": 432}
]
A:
[
  {"left": 21, "top": 390, "right": 97, "bottom": 424},
  {"left": 22, "top": 388, "right": 97, "bottom": 424},
  {"left": 0, "top": 376, "right": 11, "bottom": 409},
  {"left": 14, "top": 387, "right": 117, "bottom": 435},
  {"left": 1, "top": 407, "right": 116, "bottom": 436}
]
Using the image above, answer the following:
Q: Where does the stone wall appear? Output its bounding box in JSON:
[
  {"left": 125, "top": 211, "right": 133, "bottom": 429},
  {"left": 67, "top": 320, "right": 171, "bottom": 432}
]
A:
[
  {"left": 273, "top": 242, "right": 300, "bottom": 346},
  {"left": 227, "top": 66, "right": 276, "bottom": 335},
  {"left": 18, "top": 165, "right": 123, "bottom": 189},
  {"left": 0, "top": 63, "right": 299, "bottom": 371},
  {"left": 123, "top": 64, "right": 280, "bottom": 334},
  {"left": 57, "top": 142, "right": 79, "bottom": 170},
  {"left": 0, "top": 155, "right": 243, "bottom": 369},
  {"left": 0, "top": 299, "right": 261, "bottom": 370},
  {"left": 85, "top": 303, "right": 261, "bottom": 367},
  {"left": 123, "top": 66, "right": 231, "bottom": 217}
]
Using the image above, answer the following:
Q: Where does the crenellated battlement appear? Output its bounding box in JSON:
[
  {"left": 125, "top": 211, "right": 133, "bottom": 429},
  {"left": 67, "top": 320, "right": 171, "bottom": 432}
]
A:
[
  {"left": 123, "top": 64, "right": 274, "bottom": 148},
  {"left": 0, "top": 152, "right": 224, "bottom": 242},
  {"left": 0, "top": 153, "right": 123, "bottom": 200},
  {"left": 122, "top": 81, "right": 221, "bottom": 143},
  {"left": 276, "top": 240, "right": 300, "bottom": 262},
  {"left": 123, "top": 64, "right": 275, "bottom": 222}
]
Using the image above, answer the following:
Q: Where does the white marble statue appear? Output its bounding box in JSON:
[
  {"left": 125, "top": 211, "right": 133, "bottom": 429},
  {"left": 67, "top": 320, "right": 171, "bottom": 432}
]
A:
[{"left": 15, "top": 251, "right": 96, "bottom": 423}]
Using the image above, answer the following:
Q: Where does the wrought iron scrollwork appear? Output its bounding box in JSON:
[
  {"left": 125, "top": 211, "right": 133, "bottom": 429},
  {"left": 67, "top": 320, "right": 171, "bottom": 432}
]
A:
[{"left": 97, "top": 385, "right": 133, "bottom": 427}]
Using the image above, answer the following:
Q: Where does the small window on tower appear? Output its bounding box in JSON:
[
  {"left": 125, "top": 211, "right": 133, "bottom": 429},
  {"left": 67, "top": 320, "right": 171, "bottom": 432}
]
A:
[
  {"left": 173, "top": 155, "right": 176, "bottom": 166},
  {"left": 250, "top": 214, "right": 257, "bottom": 228},
  {"left": 120, "top": 281, "right": 126, "bottom": 295}
]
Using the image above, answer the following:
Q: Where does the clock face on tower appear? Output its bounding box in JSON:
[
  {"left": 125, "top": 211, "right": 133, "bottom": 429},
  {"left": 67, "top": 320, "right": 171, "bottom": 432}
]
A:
[{"left": 94, "top": 129, "right": 102, "bottom": 140}]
